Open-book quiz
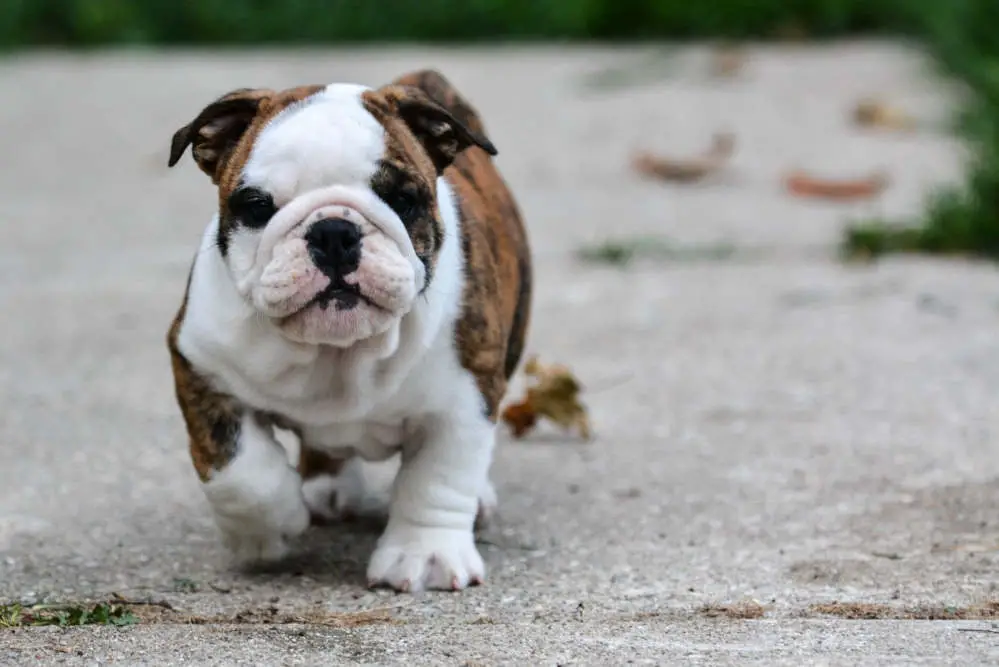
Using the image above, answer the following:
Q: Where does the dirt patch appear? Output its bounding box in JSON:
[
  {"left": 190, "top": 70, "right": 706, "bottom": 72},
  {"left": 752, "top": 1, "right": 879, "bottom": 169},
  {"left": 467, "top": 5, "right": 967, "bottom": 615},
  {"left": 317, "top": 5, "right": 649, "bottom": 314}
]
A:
[
  {"left": 2, "top": 595, "right": 402, "bottom": 628},
  {"left": 135, "top": 604, "right": 401, "bottom": 627},
  {"left": 808, "top": 601, "right": 999, "bottom": 620},
  {"left": 698, "top": 601, "right": 768, "bottom": 619}
]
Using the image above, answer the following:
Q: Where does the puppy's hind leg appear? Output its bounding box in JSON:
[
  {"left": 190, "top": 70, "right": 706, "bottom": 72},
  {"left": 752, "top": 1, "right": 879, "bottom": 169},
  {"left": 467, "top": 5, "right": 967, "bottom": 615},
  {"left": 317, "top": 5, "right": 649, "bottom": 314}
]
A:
[
  {"left": 299, "top": 445, "right": 399, "bottom": 524},
  {"left": 298, "top": 446, "right": 346, "bottom": 524}
]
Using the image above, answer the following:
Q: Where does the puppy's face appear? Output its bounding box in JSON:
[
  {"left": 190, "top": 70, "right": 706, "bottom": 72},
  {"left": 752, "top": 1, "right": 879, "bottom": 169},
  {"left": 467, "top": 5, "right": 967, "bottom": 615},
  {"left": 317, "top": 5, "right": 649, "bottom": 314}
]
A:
[{"left": 169, "top": 82, "right": 495, "bottom": 348}]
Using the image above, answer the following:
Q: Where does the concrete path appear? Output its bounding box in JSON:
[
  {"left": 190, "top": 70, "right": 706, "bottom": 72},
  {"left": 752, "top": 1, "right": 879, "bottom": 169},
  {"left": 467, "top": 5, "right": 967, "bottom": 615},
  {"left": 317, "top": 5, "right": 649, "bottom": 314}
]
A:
[{"left": 2, "top": 42, "right": 998, "bottom": 665}]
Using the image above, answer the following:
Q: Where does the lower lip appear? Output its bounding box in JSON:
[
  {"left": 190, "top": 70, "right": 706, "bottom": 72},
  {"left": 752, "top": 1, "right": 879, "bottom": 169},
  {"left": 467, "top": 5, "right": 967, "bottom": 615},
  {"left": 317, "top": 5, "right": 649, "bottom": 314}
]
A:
[{"left": 279, "top": 289, "right": 388, "bottom": 322}]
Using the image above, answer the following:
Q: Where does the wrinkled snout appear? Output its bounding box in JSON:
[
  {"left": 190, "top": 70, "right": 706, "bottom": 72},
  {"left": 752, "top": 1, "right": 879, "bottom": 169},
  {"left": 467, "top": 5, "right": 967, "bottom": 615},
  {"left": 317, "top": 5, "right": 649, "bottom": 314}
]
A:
[{"left": 243, "top": 184, "right": 425, "bottom": 347}]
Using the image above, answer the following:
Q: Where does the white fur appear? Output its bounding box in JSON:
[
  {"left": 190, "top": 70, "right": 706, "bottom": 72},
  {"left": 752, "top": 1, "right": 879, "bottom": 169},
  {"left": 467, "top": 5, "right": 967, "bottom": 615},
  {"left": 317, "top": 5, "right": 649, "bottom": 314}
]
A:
[
  {"left": 202, "top": 413, "right": 311, "bottom": 562},
  {"left": 178, "top": 84, "right": 498, "bottom": 591},
  {"left": 244, "top": 84, "right": 384, "bottom": 205}
]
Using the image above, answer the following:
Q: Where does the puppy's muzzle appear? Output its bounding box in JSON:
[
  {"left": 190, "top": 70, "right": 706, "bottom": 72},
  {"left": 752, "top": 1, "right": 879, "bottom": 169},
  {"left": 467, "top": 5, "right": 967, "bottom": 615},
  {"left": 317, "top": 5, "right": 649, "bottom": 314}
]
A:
[{"left": 240, "top": 184, "right": 427, "bottom": 312}]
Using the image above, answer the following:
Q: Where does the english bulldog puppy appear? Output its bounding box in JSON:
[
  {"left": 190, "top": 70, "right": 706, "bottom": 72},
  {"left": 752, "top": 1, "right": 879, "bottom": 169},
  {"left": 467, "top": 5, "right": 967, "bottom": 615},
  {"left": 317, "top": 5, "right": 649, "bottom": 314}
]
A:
[{"left": 165, "top": 69, "right": 532, "bottom": 592}]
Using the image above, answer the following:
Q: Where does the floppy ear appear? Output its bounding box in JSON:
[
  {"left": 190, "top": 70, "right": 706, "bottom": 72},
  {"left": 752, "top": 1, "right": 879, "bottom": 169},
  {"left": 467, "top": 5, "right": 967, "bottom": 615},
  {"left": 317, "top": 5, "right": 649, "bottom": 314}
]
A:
[
  {"left": 168, "top": 88, "right": 273, "bottom": 183},
  {"left": 393, "top": 87, "right": 497, "bottom": 173}
]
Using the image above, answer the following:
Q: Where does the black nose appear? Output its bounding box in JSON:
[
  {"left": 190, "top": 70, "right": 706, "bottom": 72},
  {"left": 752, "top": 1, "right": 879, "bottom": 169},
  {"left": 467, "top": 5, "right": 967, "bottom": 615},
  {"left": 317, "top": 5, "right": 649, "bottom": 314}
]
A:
[{"left": 304, "top": 217, "right": 362, "bottom": 276}]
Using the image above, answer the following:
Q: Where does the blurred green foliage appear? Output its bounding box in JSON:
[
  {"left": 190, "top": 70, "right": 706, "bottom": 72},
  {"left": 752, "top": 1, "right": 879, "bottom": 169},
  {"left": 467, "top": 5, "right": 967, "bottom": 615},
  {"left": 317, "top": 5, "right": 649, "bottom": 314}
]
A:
[
  {"left": 842, "top": 0, "right": 999, "bottom": 261},
  {"left": 0, "top": 0, "right": 923, "bottom": 47}
]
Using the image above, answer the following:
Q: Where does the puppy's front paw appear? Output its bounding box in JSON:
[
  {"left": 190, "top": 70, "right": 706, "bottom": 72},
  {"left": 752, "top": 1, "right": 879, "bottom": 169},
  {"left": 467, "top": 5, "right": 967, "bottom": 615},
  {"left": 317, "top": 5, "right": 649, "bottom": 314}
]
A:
[
  {"left": 367, "top": 524, "right": 485, "bottom": 592},
  {"left": 215, "top": 511, "right": 308, "bottom": 563},
  {"left": 204, "top": 461, "right": 310, "bottom": 564}
]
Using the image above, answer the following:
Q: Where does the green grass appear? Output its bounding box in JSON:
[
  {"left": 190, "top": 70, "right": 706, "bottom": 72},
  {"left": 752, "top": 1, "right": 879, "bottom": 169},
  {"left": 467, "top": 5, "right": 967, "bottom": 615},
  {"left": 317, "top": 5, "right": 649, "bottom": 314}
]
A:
[
  {"left": 0, "top": 601, "right": 138, "bottom": 628},
  {"left": 842, "top": 0, "right": 999, "bottom": 262},
  {"left": 842, "top": 189, "right": 999, "bottom": 262},
  {"left": 0, "top": 0, "right": 924, "bottom": 48},
  {"left": 577, "top": 237, "right": 738, "bottom": 266}
]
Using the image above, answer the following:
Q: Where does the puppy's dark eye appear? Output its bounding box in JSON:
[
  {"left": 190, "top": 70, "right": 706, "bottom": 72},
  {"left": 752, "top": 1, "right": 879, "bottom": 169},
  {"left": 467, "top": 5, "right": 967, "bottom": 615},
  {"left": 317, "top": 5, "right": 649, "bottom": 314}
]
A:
[
  {"left": 370, "top": 162, "right": 432, "bottom": 227},
  {"left": 228, "top": 186, "right": 277, "bottom": 229},
  {"left": 383, "top": 188, "right": 421, "bottom": 224}
]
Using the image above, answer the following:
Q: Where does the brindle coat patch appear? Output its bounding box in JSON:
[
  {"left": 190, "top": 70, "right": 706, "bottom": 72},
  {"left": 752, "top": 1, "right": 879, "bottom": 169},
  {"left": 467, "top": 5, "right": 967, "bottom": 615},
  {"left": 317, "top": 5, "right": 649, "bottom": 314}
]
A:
[
  {"left": 390, "top": 70, "right": 533, "bottom": 419},
  {"left": 166, "top": 274, "right": 243, "bottom": 482}
]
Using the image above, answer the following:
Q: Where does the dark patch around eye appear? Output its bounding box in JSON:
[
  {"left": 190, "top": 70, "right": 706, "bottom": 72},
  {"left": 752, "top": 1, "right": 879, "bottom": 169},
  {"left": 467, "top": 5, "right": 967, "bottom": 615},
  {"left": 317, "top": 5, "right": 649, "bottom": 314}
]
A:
[
  {"left": 370, "top": 162, "right": 432, "bottom": 228},
  {"left": 228, "top": 185, "right": 278, "bottom": 230},
  {"left": 217, "top": 185, "right": 278, "bottom": 256},
  {"left": 369, "top": 161, "right": 442, "bottom": 294}
]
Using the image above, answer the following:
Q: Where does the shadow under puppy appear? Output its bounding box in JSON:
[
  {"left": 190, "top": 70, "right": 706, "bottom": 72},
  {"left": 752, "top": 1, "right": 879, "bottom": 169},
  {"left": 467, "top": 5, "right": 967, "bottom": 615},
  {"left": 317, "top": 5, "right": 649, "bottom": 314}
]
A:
[{"left": 165, "top": 69, "right": 532, "bottom": 593}]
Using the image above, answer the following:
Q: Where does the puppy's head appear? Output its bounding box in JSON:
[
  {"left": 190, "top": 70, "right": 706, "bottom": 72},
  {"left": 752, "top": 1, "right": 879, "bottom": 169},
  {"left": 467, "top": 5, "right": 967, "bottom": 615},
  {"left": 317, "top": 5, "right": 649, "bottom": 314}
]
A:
[{"left": 169, "top": 81, "right": 495, "bottom": 348}]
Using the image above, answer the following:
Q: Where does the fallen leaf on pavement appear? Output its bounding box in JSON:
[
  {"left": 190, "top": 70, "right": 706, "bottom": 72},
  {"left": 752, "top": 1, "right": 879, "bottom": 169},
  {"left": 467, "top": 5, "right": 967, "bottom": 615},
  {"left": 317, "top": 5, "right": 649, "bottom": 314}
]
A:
[
  {"left": 852, "top": 98, "right": 917, "bottom": 132},
  {"left": 502, "top": 356, "right": 591, "bottom": 440},
  {"left": 632, "top": 133, "right": 735, "bottom": 184},
  {"left": 709, "top": 43, "right": 747, "bottom": 78},
  {"left": 500, "top": 400, "right": 537, "bottom": 438},
  {"left": 784, "top": 169, "right": 889, "bottom": 201}
]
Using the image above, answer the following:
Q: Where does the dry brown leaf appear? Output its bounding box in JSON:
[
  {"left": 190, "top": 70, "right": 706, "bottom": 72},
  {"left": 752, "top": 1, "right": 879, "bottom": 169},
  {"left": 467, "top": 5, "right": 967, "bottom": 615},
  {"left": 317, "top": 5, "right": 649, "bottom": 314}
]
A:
[
  {"left": 501, "top": 356, "right": 591, "bottom": 440},
  {"left": 500, "top": 400, "right": 537, "bottom": 438},
  {"left": 710, "top": 44, "right": 746, "bottom": 78},
  {"left": 852, "top": 98, "right": 917, "bottom": 132},
  {"left": 784, "top": 169, "right": 889, "bottom": 201},
  {"left": 632, "top": 133, "right": 735, "bottom": 184}
]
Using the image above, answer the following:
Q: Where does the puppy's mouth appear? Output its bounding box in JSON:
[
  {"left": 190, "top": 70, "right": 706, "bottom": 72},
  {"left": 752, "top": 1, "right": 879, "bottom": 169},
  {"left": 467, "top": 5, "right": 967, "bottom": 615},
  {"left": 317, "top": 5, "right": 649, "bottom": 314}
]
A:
[{"left": 305, "top": 280, "right": 388, "bottom": 314}]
